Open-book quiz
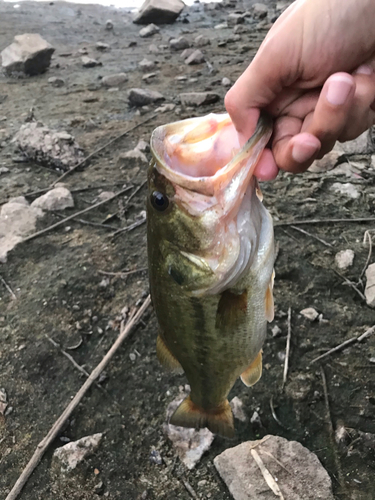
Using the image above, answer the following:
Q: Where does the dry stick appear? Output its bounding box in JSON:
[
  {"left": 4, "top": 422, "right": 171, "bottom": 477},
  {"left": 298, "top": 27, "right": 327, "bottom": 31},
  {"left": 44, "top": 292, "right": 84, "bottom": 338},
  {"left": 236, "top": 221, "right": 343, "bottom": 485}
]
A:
[
  {"left": 282, "top": 307, "right": 292, "bottom": 389},
  {"left": 311, "top": 325, "right": 375, "bottom": 364},
  {"left": 98, "top": 267, "right": 148, "bottom": 278},
  {"left": 275, "top": 217, "right": 375, "bottom": 227},
  {"left": 111, "top": 217, "right": 146, "bottom": 239},
  {"left": 290, "top": 225, "right": 333, "bottom": 248},
  {"left": 359, "top": 230, "right": 373, "bottom": 280},
  {"left": 46, "top": 336, "right": 90, "bottom": 378},
  {"left": 22, "top": 186, "right": 133, "bottom": 243},
  {"left": 269, "top": 396, "right": 288, "bottom": 430},
  {"left": 320, "top": 367, "right": 346, "bottom": 493},
  {"left": 53, "top": 212, "right": 118, "bottom": 230},
  {"left": 0, "top": 274, "right": 17, "bottom": 300},
  {"left": 333, "top": 269, "right": 366, "bottom": 302},
  {"left": 250, "top": 448, "right": 285, "bottom": 500},
  {"left": 181, "top": 479, "right": 199, "bottom": 500},
  {"left": 5, "top": 295, "right": 151, "bottom": 500},
  {"left": 107, "top": 179, "right": 147, "bottom": 229}
]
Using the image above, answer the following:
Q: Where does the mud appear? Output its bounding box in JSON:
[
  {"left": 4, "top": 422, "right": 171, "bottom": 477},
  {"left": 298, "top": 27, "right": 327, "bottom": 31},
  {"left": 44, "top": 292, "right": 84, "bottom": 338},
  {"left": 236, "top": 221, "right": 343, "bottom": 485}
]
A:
[{"left": 0, "top": 1, "right": 375, "bottom": 499}]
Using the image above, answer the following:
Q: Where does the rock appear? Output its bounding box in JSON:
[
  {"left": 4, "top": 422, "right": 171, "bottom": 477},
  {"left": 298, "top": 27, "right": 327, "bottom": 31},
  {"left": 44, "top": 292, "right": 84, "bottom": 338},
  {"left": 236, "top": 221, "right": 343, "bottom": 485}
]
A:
[
  {"left": 285, "top": 373, "right": 314, "bottom": 401},
  {"left": 102, "top": 73, "right": 128, "bottom": 88},
  {"left": 97, "top": 191, "right": 115, "bottom": 202},
  {"left": 0, "top": 167, "right": 10, "bottom": 174},
  {"left": 194, "top": 35, "right": 210, "bottom": 47},
  {"left": 250, "top": 411, "right": 262, "bottom": 428},
  {"left": 1, "top": 33, "right": 55, "bottom": 76},
  {"left": 222, "top": 77, "right": 231, "bottom": 87},
  {"left": 149, "top": 43, "right": 159, "bottom": 53},
  {"left": 330, "top": 182, "right": 360, "bottom": 199},
  {"left": 139, "top": 23, "right": 160, "bottom": 38},
  {"left": 163, "top": 394, "right": 214, "bottom": 469},
  {"left": 179, "top": 92, "right": 220, "bottom": 107},
  {"left": 271, "top": 325, "right": 282, "bottom": 337},
  {"left": 53, "top": 433, "right": 103, "bottom": 472},
  {"left": 365, "top": 263, "right": 375, "bottom": 307},
  {"left": 169, "top": 37, "right": 190, "bottom": 51},
  {"left": 12, "top": 122, "right": 84, "bottom": 171},
  {"left": 135, "top": 139, "right": 150, "bottom": 152},
  {"left": 134, "top": 0, "right": 184, "bottom": 25},
  {"left": 117, "top": 148, "right": 148, "bottom": 167},
  {"left": 48, "top": 76, "right": 65, "bottom": 87},
  {"left": 0, "top": 200, "right": 43, "bottom": 262},
  {"left": 154, "top": 103, "right": 176, "bottom": 113},
  {"left": 227, "top": 13, "right": 245, "bottom": 26},
  {"left": 230, "top": 396, "right": 247, "bottom": 422},
  {"left": 184, "top": 49, "right": 205, "bottom": 65},
  {"left": 128, "top": 88, "right": 164, "bottom": 107},
  {"left": 138, "top": 58, "right": 156, "bottom": 71},
  {"left": 149, "top": 449, "right": 163, "bottom": 465},
  {"left": 335, "top": 249, "right": 355, "bottom": 270},
  {"left": 142, "top": 72, "right": 158, "bottom": 83},
  {"left": 300, "top": 307, "right": 319, "bottom": 321},
  {"left": 181, "top": 48, "right": 195, "bottom": 60},
  {"left": 215, "top": 23, "right": 229, "bottom": 30},
  {"left": 95, "top": 42, "right": 110, "bottom": 51},
  {"left": 214, "top": 436, "right": 334, "bottom": 500},
  {"left": 31, "top": 187, "right": 74, "bottom": 211},
  {"left": 234, "top": 24, "right": 250, "bottom": 34},
  {"left": 340, "top": 130, "right": 373, "bottom": 155},
  {"left": 105, "top": 20, "right": 114, "bottom": 30},
  {"left": 253, "top": 3, "right": 268, "bottom": 19},
  {"left": 81, "top": 56, "right": 101, "bottom": 68}
]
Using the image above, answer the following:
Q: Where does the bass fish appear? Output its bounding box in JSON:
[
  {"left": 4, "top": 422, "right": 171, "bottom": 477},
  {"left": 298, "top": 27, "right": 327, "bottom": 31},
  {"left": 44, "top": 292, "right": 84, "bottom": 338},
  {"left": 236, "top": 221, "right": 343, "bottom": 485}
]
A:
[{"left": 147, "top": 112, "right": 275, "bottom": 438}]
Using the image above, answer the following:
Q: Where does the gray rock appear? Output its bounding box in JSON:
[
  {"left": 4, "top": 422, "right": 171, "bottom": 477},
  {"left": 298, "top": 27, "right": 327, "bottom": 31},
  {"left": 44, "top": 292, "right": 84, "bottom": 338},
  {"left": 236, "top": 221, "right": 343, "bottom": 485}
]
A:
[
  {"left": 1, "top": 33, "right": 55, "bottom": 76},
  {"left": 48, "top": 76, "right": 65, "bottom": 87},
  {"left": 163, "top": 394, "right": 214, "bottom": 469},
  {"left": 97, "top": 191, "right": 115, "bottom": 202},
  {"left": 142, "top": 72, "right": 158, "bottom": 83},
  {"left": 179, "top": 92, "right": 220, "bottom": 107},
  {"left": 308, "top": 147, "right": 342, "bottom": 173},
  {"left": 128, "top": 88, "right": 164, "bottom": 107},
  {"left": 81, "top": 56, "right": 101, "bottom": 68},
  {"left": 214, "top": 23, "right": 229, "bottom": 30},
  {"left": 154, "top": 103, "right": 176, "bottom": 113},
  {"left": 300, "top": 307, "right": 319, "bottom": 321},
  {"left": 185, "top": 49, "right": 205, "bottom": 65},
  {"left": 12, "top": 122, "right": 84, "bottom": 171},
  {"left": 340, "top": 130, "right": 373, "bottom": 155},
  {"left": 330, "top": 182, "right": 360, "bottom": 199},
  {"left": 335, "top": 249, "right": 355, "bottom": 270},
  {"left": 102, "top": 73, "right": 128, "bottom": 87},
  {"left": 138, "top": 58, "right": 156, "bottom": 71},
  {"left": 222, "top": 77, "right": 231, "bottom": 87},
  {"left": 95, "top": 42, "right": 110, "bottom": 51},
  {"left": 134, "top": 0, "right": 184, "bottom": 25},
  {"left": 181, "top": 48, "right": 195, "bottom": 60},
  {"left": 253, "top": 3, "right": 268, "bottom": 19},
  {"left": 31, "top": 187, "right": 74, "bottom": 211},
  {"left": 214, "top": 436, "right": 334, "bottom": 500},
  {"left": 105, "top": 20, "right": 114, "bottom": 30},
  {"left": 53, "top": 434, "right": 103, "bottom": 472},
  {"left": 0, "top": 167, "right": 10, "bottom": 174},
  {"left": 149, "top": 43, "right": 159, "bottom": 53},
  {"left": 117, "top": 149, "right": 148, "bottom": 167},
  {"left": 227, "top": 13, "right": 245, "bottom": 26},
  {"left": 234, "top": 24, "right": 250, "bottom": 34},
  {"left": 169, "top": 37, "right": 190, "bottom": 51},
  {"left": 365, "top": 263, "right": 375, "bottom": 307},
  {"left": 230, "top": 396, "right": 247, "bottom": 422},
  {"left": 135, "top": 139, "right": 149, "bottom": 152},
  {"left": 194, "top": 34, "right": 210, "bottom": 47},
  {"left": 139, "top": 23, "right": 160, "bottom": 38}
]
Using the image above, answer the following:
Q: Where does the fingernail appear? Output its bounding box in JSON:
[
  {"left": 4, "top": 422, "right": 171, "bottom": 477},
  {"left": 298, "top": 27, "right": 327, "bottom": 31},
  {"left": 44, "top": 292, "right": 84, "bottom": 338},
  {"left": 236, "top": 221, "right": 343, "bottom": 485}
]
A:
[
  {"left": 354, "top": 64, "right": 373, "bottom": 75},
  {"left": 292, "top": 141, "right": 319, "bottom": 164},
  {"left": 326, "top": 76, "right": 353, "bottom": 106}
]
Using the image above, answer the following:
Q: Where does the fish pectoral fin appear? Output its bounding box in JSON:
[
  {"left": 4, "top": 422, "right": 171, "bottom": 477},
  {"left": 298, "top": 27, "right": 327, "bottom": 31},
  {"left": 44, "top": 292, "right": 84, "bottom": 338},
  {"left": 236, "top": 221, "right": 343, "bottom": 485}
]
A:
[
  {"left": 265, "top": 271, "right": 275, "bottom": 322},
  {"left": 156, "top": 334, "right": 184, "bottom": 374},
  {"left": 241, "top": 351, "right": 262, "bottom": 387},
  {"left": 170, "top": 395, "right": 235, "bottom": 439}
]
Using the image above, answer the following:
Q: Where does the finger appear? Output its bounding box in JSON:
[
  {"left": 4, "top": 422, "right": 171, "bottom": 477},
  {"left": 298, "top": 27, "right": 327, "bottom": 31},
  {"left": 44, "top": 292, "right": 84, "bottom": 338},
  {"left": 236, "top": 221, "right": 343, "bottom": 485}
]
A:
[
  {"left": 254, "top": 149, "right": 279, "bottom": 181},
  {"left": 305, "top": 73, "right": 356, "bottom": 154},
  {"left": 271, "top": 116, "right": 321, "bottom": 173},
  {"left": 338, "top": 66, "right": 375, "bottom": 141}
]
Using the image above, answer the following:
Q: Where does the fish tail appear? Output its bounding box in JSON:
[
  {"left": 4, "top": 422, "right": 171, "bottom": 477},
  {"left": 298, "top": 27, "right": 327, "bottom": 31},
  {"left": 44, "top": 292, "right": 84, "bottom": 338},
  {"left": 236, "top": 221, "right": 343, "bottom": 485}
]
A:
[{"left": 170, "top": 396, "right": 235, "bottom": 438}]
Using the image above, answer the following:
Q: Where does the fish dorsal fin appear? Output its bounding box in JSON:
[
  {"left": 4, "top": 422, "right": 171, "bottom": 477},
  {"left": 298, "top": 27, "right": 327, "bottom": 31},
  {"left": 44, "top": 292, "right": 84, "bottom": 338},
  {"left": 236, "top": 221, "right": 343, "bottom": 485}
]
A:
[
  {"left": 265, "top": 270, "right": 275, "bottom": 322},
  {"left": 170, "top": 395, "right": 235, "bottom": 438},
  {"left": 156, "top": 334, "right": 184, "bottom": 374},
  {"left": 241, "top": 351, "right": 262, "bottom": 387}
]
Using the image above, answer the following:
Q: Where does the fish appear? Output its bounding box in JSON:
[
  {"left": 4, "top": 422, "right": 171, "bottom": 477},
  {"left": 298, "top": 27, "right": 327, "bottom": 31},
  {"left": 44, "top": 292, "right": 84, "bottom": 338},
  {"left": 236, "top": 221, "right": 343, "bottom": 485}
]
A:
[{"left": 147, "top": 111, "right": 275, "bottom": 438}]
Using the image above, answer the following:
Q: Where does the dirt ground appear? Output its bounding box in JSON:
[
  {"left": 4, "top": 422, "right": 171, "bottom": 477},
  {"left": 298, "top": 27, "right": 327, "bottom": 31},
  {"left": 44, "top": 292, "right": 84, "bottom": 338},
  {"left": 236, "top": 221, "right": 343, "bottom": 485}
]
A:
[{"left": 0, "top": 1, "right": 375, "bottom": 499}]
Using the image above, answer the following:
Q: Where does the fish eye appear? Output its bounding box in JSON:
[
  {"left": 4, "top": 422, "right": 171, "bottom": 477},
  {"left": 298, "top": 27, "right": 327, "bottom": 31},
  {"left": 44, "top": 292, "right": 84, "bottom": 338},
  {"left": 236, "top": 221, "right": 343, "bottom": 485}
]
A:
[{"left": 151, "top": 191, "right": 169, "bottom": 211}]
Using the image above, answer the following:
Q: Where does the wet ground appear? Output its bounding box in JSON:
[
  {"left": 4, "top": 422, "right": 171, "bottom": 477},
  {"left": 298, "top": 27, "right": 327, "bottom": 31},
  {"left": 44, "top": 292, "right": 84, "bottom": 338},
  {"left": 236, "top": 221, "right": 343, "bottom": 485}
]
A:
[{"left": 0, "top": 1, "right": 375, "bottom": 499}]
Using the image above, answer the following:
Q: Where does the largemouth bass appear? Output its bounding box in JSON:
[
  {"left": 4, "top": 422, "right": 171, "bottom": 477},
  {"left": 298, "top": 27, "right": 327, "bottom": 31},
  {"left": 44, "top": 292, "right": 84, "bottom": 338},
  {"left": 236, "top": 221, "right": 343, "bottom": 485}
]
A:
[{"left": 147, "top": 112, "right": 275, "bottom": 438}]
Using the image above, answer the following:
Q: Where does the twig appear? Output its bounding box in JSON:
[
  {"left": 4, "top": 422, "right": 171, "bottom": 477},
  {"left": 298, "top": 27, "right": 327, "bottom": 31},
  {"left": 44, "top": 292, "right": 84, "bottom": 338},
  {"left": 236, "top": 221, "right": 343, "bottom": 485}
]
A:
[
  {"left": 282, "top": 307, "right": 292, "bottom": 389},
  {"left": 333, "top": 269, "right": 366, "bottom": 301},
  {"left": 275, "top": 217, "right": 375, "bottom": 227},
  {"left": 5, "top": 295, "right": 151, "bottom": 500},
  {"left": 53, "top": 212, "right": 118, "bottom": 230},
  {"left": 311, "top": 325, "right": 375, "bottom": 364},
  {"left": 111, "top": 217, "right": 146, "bottom": 239},
  {"left": 320, "top": 367, "right": 346, "bottom": 493},
  {"left": 0, "top": 274, "right": 17, "bottom": 300},
  {"left": 269, "top": 396, "right": 288, "bottom": 429},
  {"left": 359, "top": 230, "right": 373, "bottom": 280},
  {"left": 52, "top": 115, "right": 156, "bottom": 186},
  {"left": 22, "top": 186, "right": 133, "bottom": 243},
  {"left": 290, "top": 225, "right": 332, "bottom": 248},
  {"left": 98, "top": 267, "right": 148, "bottom": 278},
  {"left": 46, "top": 336, "right": 90, "bottom": 377},
  {"left": 105, "top": 179, "right": 147, "bottom": 226},
  {"left": 250, "top": 448, "right": 285, "bottom": 499},
  {"left": 181, "top": 478, "right": 199, "bottom": 500}
]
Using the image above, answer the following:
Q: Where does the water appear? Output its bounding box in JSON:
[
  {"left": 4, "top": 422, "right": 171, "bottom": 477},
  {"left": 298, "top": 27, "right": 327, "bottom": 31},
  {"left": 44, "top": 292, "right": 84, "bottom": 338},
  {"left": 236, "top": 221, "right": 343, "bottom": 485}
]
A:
[{"left": 4, "top": 0, "right": 222, "bottom": 9}]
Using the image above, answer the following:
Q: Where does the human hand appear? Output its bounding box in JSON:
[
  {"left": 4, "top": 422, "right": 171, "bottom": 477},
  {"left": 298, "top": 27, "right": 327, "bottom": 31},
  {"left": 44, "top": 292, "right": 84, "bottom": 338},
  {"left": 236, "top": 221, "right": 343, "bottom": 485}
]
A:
[{"left": 225, "top": 0, "right": 375, "bottom": 180}]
